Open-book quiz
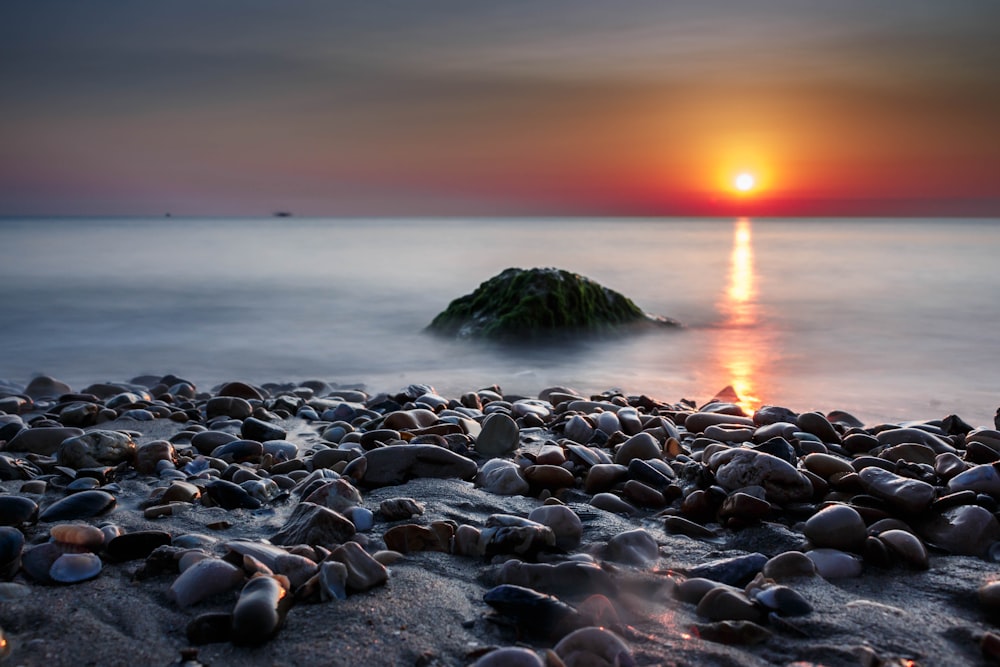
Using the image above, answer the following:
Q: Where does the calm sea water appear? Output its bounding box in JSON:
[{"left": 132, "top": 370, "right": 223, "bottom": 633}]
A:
[{"left": 1, "top": 216, "right": 997, "bottom": 426}]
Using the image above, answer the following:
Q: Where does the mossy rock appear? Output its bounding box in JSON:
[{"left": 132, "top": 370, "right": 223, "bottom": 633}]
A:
[{"left": 427, "top": 267, "right": 678, "bottom": 340}]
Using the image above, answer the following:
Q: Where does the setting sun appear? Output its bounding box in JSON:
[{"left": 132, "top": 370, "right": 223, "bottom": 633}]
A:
[{"left": 735, "top": 173, "right": 755, "bottom": 192}]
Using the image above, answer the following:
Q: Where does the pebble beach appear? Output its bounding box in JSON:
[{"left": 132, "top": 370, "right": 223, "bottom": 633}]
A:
[{"left": 2, "top": 374, "right": 1000, "bottom": 667}]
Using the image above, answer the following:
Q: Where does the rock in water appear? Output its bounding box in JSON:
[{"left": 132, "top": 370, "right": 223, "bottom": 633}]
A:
[{"left": 426, "top": 267, "right": 677, "bottom": 340}]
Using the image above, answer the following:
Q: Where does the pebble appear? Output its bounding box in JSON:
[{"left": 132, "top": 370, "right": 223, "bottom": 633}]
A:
[
  {"left": 527, "top": 505, "right": 583, "bottom": 551},
  {"left": 803, "top": 504, "right": 867, "bottom": 552},
  {"left": 806, "top": 548, "right": 863, "bottom": 578},
  {"left": 613, "top": 432, "right": 662, "bottom": 465},
  {"left": 477, "top": 458, "right": 530, "bottom": 496},
  {"left": 231, "top": 574, "right": 291, "bottom": 645},
  {"left": 554, "top": 626, "right": 632, "bottom": 667},
  {"left": 475, "top": 413, "right": 520, "bottom": 457},
  {"left": 711, "top": 449, "right": 813, "bottom": 503},
  {"left": 605, "top": 528, "right": 659, "bottom": 565},
  {"left": 38, "top": 490, "right": 117, "bottom": 522},
  {"left": 3, "top": 376, "right": 999, "bottom": 663},
  {"left": 857, "top": 467, "right": 936, "bottom": 514},
  {"left": 49, "top": 552, "right": 102, "bottom": 584}
]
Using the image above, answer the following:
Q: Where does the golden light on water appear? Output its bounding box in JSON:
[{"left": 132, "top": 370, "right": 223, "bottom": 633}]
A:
[{"left": 715, "top": 217, "right": 764, "bottom": 414}]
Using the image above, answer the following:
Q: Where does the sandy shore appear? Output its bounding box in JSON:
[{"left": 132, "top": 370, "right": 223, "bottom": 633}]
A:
[{"left": 1, "top": 377, "right": 999, "bottom": 666}]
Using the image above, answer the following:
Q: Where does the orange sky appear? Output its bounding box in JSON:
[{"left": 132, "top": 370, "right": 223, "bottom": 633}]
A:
[{"left": 1, "top": 2, "right": 998, "bottom": 217}]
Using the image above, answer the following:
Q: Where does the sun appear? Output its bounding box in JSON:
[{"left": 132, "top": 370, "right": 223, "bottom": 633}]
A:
[{"left": 734, "top": 172, "right": 755, "bottom": 192}]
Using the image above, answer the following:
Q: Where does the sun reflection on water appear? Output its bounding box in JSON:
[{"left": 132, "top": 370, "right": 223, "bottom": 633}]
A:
[{"left": 716, "top": 217, "right": 765, "bottom": 414}]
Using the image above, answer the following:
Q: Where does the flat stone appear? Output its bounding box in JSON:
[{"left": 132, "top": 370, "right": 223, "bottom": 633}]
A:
[
  {"left": 358, "top": 445, "right": 477, "bottom": 487},
  {"left": 858, "top": 467, "right": 935, "bottom": 514}
]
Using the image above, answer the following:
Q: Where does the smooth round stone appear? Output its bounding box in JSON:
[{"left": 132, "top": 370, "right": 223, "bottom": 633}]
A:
[
  {"left": 240, "top": 417, "right": 286, "bottom": 443},
  {"left": 170, "top": 557, "right": 246, "bottom": 608},
  {"left": 25, "top": 375, "right": 72, "bottom": 399},
  {"left": 685, "top": 412, "right": 755, "bottom": 434},
  {"left": 804, "top": 504, "right": 867, "bottom": 552},
  {"left": 590, "top": 493, "right": 638, "bottom": 516},
  {"left": 675, "top": 577, "right": 726, "bottom": 604},
  {"left": 161, "top": 481, "right": 201, "bottom": 504},
  {"left": 802, "top": 453, "right": 854, "bottom": 479},
  {"left": 687, "top": 553, "right": 768, "bottom": 587},
  {"left": 878, "top": 529, "right": 929, "bottom": 569},
  {"left": 664, "top": 516, "right": 719, "bottom": 540},
  {"left": 262, "top": 440, "right": 299, "bottom": 461},
  {"left": 622, "top": 480, "right": 666, "bottom": 508},
  {"left": 606, "top": 528, "right": 659, "bottom": 565},
  {"left": 233, "top": 576, "right": 289, "bottom": 643},
  {"left": 49, "top": 552, "right": 102, "bottom": 584},
  {"left": 205, "top": 396, "right": 254, "bottom": 420},
  {"left": 39, "top": 490, "right": 116, "bottom": 522},
  {"left": 947, "top": 464, "right": 1000, "bottom": 497},
  {"left": 528, "top": 505, "right": 583, "bottom": 551},
  {"left": 696, "top": 586, "right": 764, "bottom": 622},
  {"left": 762, "top": 551, "right": 818, "bottom": 580},
  {"left": 751, "top": 584, "right": 812, "bottom": 616},
  {"left": 857, "top": 467, "right": 935, "bottom": 514},
  {"left": 934, "top": 452, "right": 969, "bottom": 480},
  {"left": 704, "top": 424, "right": 754, "bottom": 443},
  {"left": 879, "top": 443, "right": 936, "bottom": 466},
  {"left": 535, "top": 444, "right": 567, "bottom": 466},
  {"left": 584, "top": 464, "right": 628, "bottom": 493},
  {"left": 346, "top": 506, "right": 374, "bottom": 532},
  {"left": 753, "top": 405, "right": 799, "bottom": 426},
  {"left": 0, "top": 526, "right": 25, "bottom": 579},
  {"left": 6, "top": 426, "right": 85, "bottom": 456},
  {"left": 806, "top": 548, "right": 863, "bottom": 578},
  {"left": 477, "top": 459, "right": 529, "bottom": 496},
  {"left": 563, "top": 415, "right": 595, "bottom": 445},
  {"left": 50, "top": 523, "right": 105, "bottom": 550},
  {"left": 0, "top": 495, "right": 38, "bottom": 526},
  {"left": 190, "top": 430, "right": 238, "bottom": 455},
  {"left": 875, "top": 426, "right": 955, "bottom": 453},
  {"left": 613, "top": 432, "right": 662, "bottom": 465},
  {"left": 554, "top": 626, "right": 632, "bottom": 667},
  {"left": 475, "top": 413, "right": 520, "bottom": 457},
  {"left": 796, "top": 411, "right": 841, "bottom": 443},
  {"left": 473, "top": 647, "right": 544, "bottom": 667},
  {"left": 66, "top": 477, "right": 101, "bottom": 492},
  {"left": 918, "top": 504, "right": 1000, "bottom": 557},
  {"left": 523, "top": 464, "right": 575, "bottom": 489}
]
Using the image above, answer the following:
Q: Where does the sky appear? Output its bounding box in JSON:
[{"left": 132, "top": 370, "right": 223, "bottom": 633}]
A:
[{"left": 2, "top": 1, "right": 999, "bottom": 217}]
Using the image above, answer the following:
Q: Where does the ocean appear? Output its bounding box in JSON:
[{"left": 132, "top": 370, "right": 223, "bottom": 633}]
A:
[{"left": 1, "top": 216, "right": 997, "bottom": 427}]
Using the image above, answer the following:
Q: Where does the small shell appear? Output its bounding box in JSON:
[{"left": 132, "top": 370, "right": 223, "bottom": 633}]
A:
[{"left": 49, "top": 552, "right": 102, "bottom": 584}]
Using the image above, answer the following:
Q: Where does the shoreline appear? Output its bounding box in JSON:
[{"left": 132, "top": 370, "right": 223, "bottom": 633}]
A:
[{"left": 2, "top": 374, "right": 1000, "bottom": 666}]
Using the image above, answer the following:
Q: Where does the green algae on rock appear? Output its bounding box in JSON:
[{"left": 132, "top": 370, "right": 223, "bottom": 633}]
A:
[{"left": 427, "top": 267, "right": 678, "bottom": 340}]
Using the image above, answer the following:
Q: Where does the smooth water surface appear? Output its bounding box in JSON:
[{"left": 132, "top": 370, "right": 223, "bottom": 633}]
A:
[{"left": 1, "top": 216, "right": 997, "bottom": 425}]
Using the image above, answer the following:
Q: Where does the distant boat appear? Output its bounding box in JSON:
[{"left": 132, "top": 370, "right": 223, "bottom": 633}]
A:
[{"left": 273, "top": 211, "right": 292, "bottom": 218}]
